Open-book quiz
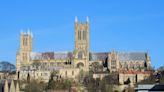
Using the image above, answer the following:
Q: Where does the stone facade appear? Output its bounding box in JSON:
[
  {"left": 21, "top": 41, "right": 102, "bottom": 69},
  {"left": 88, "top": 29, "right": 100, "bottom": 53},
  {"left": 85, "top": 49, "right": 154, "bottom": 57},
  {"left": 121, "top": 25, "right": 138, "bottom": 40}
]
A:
[
  {"left": 59, "top": 68, "right": 80, "bottom": 79},
  {"left": 108, "top": 50, "right": 151, "bottom": 72},
  {"left": 19, "top": 70, "right": 50, "bottom": 82},
  {"left": 16, "top": 17, "right": 151, "bottom": 82},
  {"left": 119, "top": 71, "right": 151, "bottom": 84}
]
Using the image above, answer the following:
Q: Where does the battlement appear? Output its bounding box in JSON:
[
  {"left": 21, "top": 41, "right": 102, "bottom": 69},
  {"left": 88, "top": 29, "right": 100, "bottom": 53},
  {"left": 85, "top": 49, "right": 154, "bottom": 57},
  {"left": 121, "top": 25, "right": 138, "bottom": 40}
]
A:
[{"left": 20, "top": 29, "right": 33, "bottom": 37}]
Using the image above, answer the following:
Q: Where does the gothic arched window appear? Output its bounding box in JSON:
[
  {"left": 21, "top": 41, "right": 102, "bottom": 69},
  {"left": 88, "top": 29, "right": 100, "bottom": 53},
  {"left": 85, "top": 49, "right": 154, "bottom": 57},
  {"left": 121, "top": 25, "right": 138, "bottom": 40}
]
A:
[
  {"left": 83, "top": 30, "right": 87, "bottom": 40},
  {"left": 78, "top": 51, "right": 83, "bottom": 59},
  {"left": 83, "top": 31, "right": 85, "bottom": 40},
  {"left": 78, "top": 31, "right": 80, "bottom": 40},
  {"left": 79, "top": 30, "right": 81, "bottom": 40}
]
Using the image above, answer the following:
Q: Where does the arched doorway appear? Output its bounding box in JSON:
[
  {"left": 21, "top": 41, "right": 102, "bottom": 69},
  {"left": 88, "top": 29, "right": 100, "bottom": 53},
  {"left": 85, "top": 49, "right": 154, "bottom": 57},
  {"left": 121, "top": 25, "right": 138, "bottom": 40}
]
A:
[{"left": 77, "top": 62, "right": 84, "bottom": 68}]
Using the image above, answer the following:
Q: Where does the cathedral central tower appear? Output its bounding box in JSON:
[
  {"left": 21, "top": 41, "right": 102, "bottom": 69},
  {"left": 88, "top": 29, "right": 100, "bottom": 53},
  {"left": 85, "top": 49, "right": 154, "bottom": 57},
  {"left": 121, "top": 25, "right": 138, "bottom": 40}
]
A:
[{"left": 74, "top": 17, "right": 90, "bottom": 69}]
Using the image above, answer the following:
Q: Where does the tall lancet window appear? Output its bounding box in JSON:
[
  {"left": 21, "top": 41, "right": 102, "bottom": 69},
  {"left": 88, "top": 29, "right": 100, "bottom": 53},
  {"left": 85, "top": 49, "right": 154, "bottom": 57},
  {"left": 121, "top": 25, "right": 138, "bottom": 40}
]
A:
[
  {"left": 78, "top": 31, "right": 81, "bottom": 40},
  {"left": 23, "top": 38, "right": 28, "bottom": 46},
  {"left": 79, "top": 30, "right": 82, "bottom": 40},
  {"left": 80, "top": 30, "right": 82, "bottom": 40},
  {"left": 78, "top": 51, "right": 83, "bottom": 59},
  {"left": 78, "top": 31, "right": 80, "bottom": 40},
  {"left": 83, "top": 31, "right": 85, "bottom": 40},
  {"left": 83, "top": 31, "right": 86, "bottom": 40}
]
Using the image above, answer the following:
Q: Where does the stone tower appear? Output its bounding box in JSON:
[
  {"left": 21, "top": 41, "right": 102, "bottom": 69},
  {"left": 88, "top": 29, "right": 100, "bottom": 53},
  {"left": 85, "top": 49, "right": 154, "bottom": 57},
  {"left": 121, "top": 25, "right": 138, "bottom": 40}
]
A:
[
  {"left": 108, "top": 50, "right": 119, "bottom": 72},
  {"left": 16, "top": 30, "right": 33, "bottom": 71},
  {"left": 74, "top": 17, "right": 89, "bottom": 70},
  {"left": 145, "top": 53, "right": 151, "bottom": 70}
]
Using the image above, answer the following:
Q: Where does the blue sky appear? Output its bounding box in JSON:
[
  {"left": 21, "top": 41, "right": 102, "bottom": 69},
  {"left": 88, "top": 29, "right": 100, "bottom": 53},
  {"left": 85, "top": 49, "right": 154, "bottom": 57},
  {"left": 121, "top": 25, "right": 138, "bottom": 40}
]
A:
[{"left": 0, "top": 0, "right": 164, "bottom": 68}]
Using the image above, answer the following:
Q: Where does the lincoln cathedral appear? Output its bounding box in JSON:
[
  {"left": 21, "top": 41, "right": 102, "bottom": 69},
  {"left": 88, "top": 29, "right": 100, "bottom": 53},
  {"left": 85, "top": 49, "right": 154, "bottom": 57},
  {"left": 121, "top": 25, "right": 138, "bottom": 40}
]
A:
[{"left": 16, "top": 17, "right": 151, "bottom": 84}]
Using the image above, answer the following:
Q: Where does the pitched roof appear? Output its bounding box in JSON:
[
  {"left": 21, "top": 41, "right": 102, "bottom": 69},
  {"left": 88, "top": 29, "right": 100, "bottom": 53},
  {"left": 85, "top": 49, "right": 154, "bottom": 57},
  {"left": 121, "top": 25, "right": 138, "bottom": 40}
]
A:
[
  {"left": 90, "top": 52, "right": 108, "bottom": 61},
  {"left": 118, "top": 52, "right": 147, "bottom": 62},
  {"left": 30, "top": 51, "right": 148, "bottom": 62},
  {"left": 30, "top": 52, "right": 73, "bottom": 61}
]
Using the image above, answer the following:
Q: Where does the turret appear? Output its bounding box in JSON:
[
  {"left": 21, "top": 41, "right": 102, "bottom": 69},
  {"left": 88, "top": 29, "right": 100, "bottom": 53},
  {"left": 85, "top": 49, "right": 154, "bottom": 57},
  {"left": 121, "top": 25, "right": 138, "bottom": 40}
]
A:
[{"left": 146, "top": 53, "right": 151, "bottom": 70}]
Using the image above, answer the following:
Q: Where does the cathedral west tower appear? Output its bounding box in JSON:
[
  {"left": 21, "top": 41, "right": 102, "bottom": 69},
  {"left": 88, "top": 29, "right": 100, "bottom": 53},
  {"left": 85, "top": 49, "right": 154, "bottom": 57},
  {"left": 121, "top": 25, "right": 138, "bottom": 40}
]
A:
[{"left": 16, "top": 30, "right": 33, "bottom": 72}]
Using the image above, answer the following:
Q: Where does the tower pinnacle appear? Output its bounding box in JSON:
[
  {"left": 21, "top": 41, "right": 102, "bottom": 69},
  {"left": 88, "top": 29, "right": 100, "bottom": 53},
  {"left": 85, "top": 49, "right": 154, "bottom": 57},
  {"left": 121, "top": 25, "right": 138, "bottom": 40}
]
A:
[
  {"left": 75, "top": 16, "right": 78, "bottom": 23},
  {"left": 86, "top": 16, "right": 89, "bottom": 23}
]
